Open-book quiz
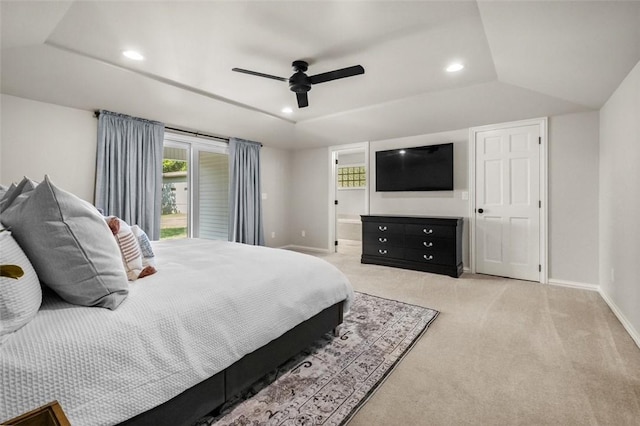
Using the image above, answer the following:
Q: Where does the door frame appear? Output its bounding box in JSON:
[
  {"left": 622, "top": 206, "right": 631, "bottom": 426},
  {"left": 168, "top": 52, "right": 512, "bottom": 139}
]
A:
[
  {"left": 328, "top": 142, "right": 370, "bottom": 252},
  {"left": 468, "top": 117, "right": 548, "bottom": 283}
]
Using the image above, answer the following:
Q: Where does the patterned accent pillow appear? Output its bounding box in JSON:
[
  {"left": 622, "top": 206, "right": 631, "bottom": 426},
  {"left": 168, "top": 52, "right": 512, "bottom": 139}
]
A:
[
  {"left": 130, "top": 225, "right": 156, "bottom": 268},
  {"left": 107, "top": 217, "right": 143, "bottom": 280},
  {"left": 0, "top": 228, "right": 43, "bottom": 344}
]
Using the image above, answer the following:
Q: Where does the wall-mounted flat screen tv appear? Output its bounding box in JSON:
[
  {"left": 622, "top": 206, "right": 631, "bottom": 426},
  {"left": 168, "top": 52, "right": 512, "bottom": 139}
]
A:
[{"left": 376, "top": 143, "right": 454, "bottom": 191}]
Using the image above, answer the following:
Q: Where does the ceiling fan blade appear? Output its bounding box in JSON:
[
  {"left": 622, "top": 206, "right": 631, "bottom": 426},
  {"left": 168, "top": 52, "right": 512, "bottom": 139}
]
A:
[
  {"left": 232, "top": 68, "right": 288, "bottom": 82},
  {"left": 296, "top": 92, "right": 309, "bottom": 108},
  {"left": 309, "top": 65, "right": 364, "bottom": 85}
]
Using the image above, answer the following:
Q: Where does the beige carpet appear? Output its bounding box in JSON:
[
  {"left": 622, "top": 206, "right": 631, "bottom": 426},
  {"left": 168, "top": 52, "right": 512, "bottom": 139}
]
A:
[{"left": 306, "top": 244, "right": 640, "bottom": 425}]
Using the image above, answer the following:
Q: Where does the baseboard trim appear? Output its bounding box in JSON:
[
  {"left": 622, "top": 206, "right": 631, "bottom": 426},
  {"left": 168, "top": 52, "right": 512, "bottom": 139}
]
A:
[
  {"left": 548, "top": 278, "right": 599, "bottom": 292},
  {"left": 280, "top": 245, "right": 330, "bottom": 254},
  {"left": 598, "top": 289, "right": 640, "bottom": 350}
]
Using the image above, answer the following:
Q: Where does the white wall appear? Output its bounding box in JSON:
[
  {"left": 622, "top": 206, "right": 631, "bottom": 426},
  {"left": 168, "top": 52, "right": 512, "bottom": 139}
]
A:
[
  {"left": 369, "top": 129, "right": 470, "bottom": 266},
  {"left": 548, "top": 112, "right": 600, "bottom": 285},
  {"left": 0, "top": 94, "right": 97, "bottom": 201},
  {"left": 290, "top": 147, "right": 330, "bottom": 250},
  {"left": 599, "top": 60, "right": 640, "bottom": 343},
  {"left": 337, "top": 189, "right": 366, "bottom": 219},
  {"left": 261, "top": 146, "right": 292, "bottom": 248}
]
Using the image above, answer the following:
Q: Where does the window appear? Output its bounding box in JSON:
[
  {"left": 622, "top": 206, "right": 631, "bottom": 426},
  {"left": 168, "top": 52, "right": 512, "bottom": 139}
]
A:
[
  {"left": 162, "top": 133, "right": 229, "bottom": 240},
  {"left": 338, "top": 165, "right": 366, "bottom": 188},
  {"left": 161, "top": 146, "right": 189, "bottom": 239}
]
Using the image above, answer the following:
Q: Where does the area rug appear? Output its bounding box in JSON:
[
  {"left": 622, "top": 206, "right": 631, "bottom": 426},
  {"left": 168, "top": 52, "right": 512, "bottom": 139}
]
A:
[{"left": 195, "top": 292, "right": 439, "bottom": 426}]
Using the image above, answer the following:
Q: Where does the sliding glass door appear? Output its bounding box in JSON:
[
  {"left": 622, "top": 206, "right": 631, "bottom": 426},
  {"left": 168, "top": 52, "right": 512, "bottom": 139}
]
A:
[
  {"left": 196, "top": 151, "right": 229, "bottom": 240},
  {"left": 162, "top": 133, "right": 229, "bottom": 240}
]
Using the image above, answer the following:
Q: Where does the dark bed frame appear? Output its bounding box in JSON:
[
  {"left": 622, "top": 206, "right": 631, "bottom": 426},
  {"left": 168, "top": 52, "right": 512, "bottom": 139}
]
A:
[{"left": 117, "top": 300, "right": 345, "bottom": 426}]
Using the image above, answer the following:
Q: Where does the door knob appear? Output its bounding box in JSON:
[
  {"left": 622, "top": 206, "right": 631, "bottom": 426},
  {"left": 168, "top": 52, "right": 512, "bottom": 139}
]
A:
[{"left": 478, "top": 208, "right": 484, "bottom": 214}]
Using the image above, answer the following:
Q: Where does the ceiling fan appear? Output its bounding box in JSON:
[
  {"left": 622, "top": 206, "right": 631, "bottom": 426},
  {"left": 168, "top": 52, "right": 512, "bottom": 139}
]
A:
[{"left": 232, "top": 60, "right": 365, "bottom": 108}]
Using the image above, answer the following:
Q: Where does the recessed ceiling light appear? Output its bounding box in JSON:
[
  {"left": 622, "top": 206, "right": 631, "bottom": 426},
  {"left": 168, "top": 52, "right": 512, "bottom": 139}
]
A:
[
  {"left": 399, "top": 150, "right": 406, "bottom": 154},
  {"left": 446, "top": 63, "right": 464, "bottom": 73},
  {"left": 281, "top": 107, "right": 293, "bottom": 114},
  {"left": 123, "top": 50, "right": 144, "bottom": 61}
]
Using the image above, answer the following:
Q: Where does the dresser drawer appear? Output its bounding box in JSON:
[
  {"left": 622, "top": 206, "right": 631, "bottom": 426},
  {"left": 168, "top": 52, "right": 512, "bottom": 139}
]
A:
[
  {"left": 405, "top": 223, "right": 455, "bottom": 239},
  {"left": 404, "top": 235, "right": 455, "bottom": 252},
  {"left": 363, "top": 232, "right": 404, "bottom": 248},
  {"left": 363, "top": 222, "right": 404, "bottom": 235},
  {"left": 404, "top": 248, "right": 455, "bottom": 265},
  {"left": 363, "top": 245, "right": 403, "bottom": 259}
]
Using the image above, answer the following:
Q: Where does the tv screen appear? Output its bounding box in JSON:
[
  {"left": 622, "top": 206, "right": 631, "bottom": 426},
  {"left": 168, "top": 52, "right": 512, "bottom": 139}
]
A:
[{"left": 376, "top": 143, "right": 454, "bottom": 191}]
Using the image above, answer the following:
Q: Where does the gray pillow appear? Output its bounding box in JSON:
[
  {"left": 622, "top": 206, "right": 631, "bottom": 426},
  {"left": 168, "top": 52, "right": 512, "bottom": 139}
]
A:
[
  {"left": 2, "top": 176, "right": 128, "bottom": 309},
  {"left": 0, "top": 177, "right": 36, "bottom": 213},
  {"left": 0, "top": 182, "right": 17, "bottom": 209}
]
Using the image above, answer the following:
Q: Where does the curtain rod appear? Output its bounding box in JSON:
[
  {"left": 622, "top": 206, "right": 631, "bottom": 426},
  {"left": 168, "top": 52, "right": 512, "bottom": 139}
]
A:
[
  {"left": 164, "top": 126, "right": 230, "bottom": 143},
  {"left": 94, "top": 111, "right": 230, "bottom": 143}
]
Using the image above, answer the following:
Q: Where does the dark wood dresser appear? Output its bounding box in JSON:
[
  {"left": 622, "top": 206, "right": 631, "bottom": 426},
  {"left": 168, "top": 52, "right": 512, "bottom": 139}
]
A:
[{"left": 361, "top": 215, "right": 464, "bottom": 278}]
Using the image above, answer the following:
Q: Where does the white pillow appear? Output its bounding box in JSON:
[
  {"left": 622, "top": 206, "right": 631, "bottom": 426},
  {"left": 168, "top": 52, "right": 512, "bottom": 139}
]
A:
[{"left": 0, "top": 228, "right": 42, "bottom": 344}]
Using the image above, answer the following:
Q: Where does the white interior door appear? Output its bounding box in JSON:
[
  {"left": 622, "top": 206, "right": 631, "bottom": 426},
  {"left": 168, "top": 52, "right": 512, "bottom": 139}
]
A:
[{"left": 475, "top": 124, "right": 541, "bottom": 281}]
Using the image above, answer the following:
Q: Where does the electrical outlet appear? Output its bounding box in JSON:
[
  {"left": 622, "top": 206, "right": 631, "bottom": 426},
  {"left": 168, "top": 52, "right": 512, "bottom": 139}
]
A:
[
  {"left": 271, "top": 231, "right": 276, "bottom": 238},
  {"left": 461, "top": 191, "right": 469, "bottom": 200},
  {"left": 302, "top": 230, "right": 306, "bottom": 237}
]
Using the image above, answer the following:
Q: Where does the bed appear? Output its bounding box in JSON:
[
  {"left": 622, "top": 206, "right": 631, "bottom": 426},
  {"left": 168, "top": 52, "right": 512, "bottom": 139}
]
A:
[{"left": 0, "top": 238, "right": 354, "bottom": 426}]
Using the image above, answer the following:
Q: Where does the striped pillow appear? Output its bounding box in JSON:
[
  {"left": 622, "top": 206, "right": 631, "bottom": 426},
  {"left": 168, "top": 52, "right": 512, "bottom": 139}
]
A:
[{"left": 107, "top": 217, "right": 144, "bottom": 281}]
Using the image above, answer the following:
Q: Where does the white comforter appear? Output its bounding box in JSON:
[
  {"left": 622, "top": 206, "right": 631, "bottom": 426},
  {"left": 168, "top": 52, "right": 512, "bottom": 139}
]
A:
[{"left": 0, "top": 239, "right": 353, "bottom": 425}]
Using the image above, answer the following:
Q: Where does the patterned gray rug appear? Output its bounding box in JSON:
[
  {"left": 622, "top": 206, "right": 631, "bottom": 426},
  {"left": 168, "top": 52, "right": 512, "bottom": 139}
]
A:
[{"left": 196, "top": 292, "right": 438, "bottom": 426}]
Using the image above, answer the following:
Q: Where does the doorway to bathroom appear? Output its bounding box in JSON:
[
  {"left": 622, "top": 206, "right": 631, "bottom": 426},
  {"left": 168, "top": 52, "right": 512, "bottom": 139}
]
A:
[{"left": 329, "top": 142, "right": 369, "bottom": 254}]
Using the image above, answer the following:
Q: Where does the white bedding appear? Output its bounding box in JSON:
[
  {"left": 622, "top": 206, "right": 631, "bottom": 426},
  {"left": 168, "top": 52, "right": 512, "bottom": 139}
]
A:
[{"left": 0, "top": 239, "right": 353, "bottom": 425}]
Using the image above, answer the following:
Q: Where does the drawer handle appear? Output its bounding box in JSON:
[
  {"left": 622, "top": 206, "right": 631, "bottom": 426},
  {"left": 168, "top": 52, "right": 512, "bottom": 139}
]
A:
[
  {"left": 378, "top": 226, "right": 388, "bottom": 231},
  {"left": 423, "top": 241, "right": 433, "bottom": 248},
  {"left": 423, "top": 228, "right": 433, "bottom": 234},
  {"left": 378, "top": 237, "right": 387, "bottom": 243},
  {"left": 423, "top": 254, "right": 434, "bottom": 261},
  {"left": 378, "top": 249, "right": 388, "bottom": 255}
]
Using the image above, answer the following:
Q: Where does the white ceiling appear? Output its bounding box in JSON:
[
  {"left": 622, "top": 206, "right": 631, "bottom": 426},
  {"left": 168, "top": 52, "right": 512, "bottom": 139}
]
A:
[{"left": 1, "top": 1, "right": 639, "bottom": 149}]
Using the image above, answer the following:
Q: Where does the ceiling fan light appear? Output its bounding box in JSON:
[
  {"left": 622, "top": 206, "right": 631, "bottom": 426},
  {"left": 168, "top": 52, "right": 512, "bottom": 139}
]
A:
[
  {"left": 446, "top": 63, "right": 464, "bottom": 72},
  {"left": 123, "top": 50, "right": 144, "bottom": 61}
]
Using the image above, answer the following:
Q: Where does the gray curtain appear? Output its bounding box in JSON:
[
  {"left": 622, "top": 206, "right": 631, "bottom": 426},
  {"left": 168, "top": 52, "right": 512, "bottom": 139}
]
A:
[
  {"left": 228, "top": 137, "right": 264, "bottom": 245},
  {"left": 95, "top": 110, "right": 164, "bottom": 240}
]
